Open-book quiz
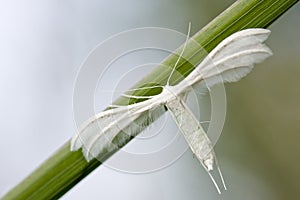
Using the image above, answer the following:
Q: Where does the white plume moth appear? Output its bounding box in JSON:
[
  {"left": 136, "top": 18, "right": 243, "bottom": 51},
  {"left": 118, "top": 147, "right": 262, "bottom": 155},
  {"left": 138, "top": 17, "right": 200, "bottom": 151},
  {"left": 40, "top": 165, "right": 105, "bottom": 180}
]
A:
[{"left": 71, "top": 24, "right": 272, "bottom": 193}]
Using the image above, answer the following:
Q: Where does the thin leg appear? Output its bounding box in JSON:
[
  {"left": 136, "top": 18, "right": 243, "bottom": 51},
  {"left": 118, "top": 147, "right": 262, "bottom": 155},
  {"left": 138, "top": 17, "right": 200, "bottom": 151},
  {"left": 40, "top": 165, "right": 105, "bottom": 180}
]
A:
[
  {"left": 213, "top": 151, "right": 227, "bottom": 190},
  {"left": 200, "top": 160, "right": 222, "bottom": 194},
  {"left": 121, "top": 93, "right": 157, "bottom": 99}
]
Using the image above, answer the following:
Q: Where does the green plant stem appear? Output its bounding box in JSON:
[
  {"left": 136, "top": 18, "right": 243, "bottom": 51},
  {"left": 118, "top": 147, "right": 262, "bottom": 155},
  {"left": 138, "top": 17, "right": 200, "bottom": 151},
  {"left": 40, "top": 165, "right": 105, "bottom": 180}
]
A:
[{"left": 2, "top": 0, "right": 299, "bottom": 199}]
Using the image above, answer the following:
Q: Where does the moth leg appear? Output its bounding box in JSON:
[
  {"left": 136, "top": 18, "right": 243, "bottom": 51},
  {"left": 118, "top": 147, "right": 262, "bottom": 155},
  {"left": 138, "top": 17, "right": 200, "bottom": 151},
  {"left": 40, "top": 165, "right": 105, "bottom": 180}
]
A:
[
  {"left": 212, "top": 151, "right": 227, "bottom": 190},
  {"left": 124, "top": 85, "right": 163, "bottom": 92},
  {"left": 108, "top": 104, "right": 128, "bottom": 108},
  {"left": 199, "top": 120, "right": 210, "bottom": 124},
  {"left": 199, "top": 159, "right": 222, "bottom": 194},
  {"left": 121, "top": 93, "right": 157, "bottom": 99},
  {"left": 108, "top": 85, "right": 164, "bottom": 108}
]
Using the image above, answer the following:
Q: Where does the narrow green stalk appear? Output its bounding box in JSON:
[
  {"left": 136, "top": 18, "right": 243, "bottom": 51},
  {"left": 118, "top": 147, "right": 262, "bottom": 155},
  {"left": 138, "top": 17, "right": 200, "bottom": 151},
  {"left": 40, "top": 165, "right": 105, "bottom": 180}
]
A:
[{"left": 2, "top": 0, "right": 299, "bottom": 199}]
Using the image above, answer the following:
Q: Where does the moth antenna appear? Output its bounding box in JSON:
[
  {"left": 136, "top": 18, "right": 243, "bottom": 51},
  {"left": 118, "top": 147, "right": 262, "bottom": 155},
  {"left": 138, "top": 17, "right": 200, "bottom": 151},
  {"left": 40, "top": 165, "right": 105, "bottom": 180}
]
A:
[{"left": 167, "top": 22, "right": 191, "bottom": 86}]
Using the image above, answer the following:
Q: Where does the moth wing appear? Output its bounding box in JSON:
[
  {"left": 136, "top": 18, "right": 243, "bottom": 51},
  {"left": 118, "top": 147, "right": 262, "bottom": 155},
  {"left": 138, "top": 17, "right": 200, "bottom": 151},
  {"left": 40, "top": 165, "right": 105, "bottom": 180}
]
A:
[
  {"left": 71, "top": 99, "right": 164, "bottom": 161},
  {"left": 190, "top": 28, "right": 272, "bottom": 89},
  {"left": 210, "top": 28, "right": 271, "bottom": 61}
]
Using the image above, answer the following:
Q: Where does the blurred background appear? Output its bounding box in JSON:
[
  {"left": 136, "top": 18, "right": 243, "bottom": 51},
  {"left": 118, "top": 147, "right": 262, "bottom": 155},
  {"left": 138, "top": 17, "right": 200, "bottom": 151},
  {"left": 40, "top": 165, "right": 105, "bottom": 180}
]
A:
[{"left": 0, "top": 1, "right": 299, "bottom": 199}]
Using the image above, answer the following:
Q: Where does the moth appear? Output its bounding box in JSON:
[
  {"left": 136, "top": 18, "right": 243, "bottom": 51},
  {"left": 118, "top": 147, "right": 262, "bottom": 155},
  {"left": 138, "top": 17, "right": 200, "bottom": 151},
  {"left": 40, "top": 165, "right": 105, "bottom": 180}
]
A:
[{"left": 71, "top": 26, "right": 272, "bottom": 193}]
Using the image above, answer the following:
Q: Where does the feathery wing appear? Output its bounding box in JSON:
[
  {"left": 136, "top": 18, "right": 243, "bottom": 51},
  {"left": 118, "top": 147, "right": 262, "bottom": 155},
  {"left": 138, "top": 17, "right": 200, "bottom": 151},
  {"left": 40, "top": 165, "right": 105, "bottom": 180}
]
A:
[
  {"left": 71, "top": 99, "right": 165, "bottom": 161},
  {"left": 184, "top": 28, "right": 272, "bottom": 89}
]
